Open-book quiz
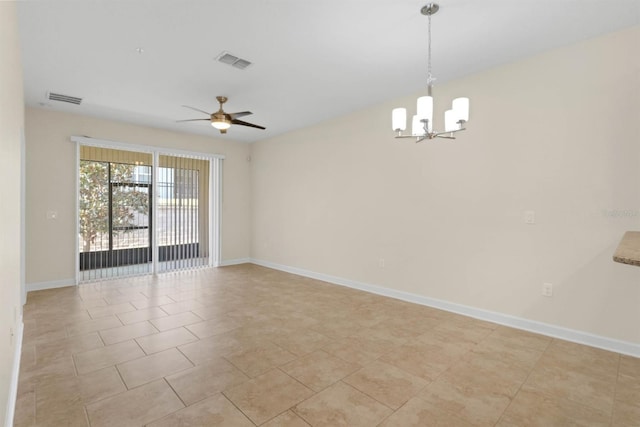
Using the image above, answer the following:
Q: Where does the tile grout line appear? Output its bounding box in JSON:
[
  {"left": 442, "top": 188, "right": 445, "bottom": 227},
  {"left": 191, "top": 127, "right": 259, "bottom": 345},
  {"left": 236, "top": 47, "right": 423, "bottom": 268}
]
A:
[
  {"left": 490, "top": 337, "right": 553, "bottom": 426},
  {"left": 82, "top": 405, "right": 92, "bottom": 427},
  {"left": 162, "top": 376, "right": 188, "bottom": 409},
  {"left": 610, "top": 353, "right": 622, "bottom": 426},
  {"left": 493, "top": 330, "right": 555, "bottom": 426},
  {"left": 219, "top": 391, "right": 259, "bottom": 426},
  {"left": 112, "top": 359, "right": 130, "bottom": 394},
  {"left": 339, "top": 376, "right": 398, "bottom": 412},
  {"left": 405, "top": 334, "right": 488, "bottom": 424},
  {"left": 252, "top": 367, "right": 315, "bottom": 425},
  {"left": 174, "top": 345, "right": 198, "bottom": 366}
]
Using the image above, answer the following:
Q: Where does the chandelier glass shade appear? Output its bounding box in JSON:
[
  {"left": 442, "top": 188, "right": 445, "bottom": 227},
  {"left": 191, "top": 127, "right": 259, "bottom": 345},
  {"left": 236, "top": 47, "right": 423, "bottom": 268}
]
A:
[{"left": 392, "top": 3, "right": 470, "bottom": 142}]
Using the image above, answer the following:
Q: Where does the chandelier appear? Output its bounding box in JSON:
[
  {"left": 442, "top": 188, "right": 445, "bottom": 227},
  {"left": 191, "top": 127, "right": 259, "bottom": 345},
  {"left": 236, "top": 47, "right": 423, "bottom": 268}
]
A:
[{"left": 392, "top": 3, "right": 470, "bottom": 142}]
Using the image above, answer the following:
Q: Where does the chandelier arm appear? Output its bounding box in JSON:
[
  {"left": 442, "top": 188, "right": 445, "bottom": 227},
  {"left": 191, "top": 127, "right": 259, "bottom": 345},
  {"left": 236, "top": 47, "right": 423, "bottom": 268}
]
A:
[
  {"left": 393, "top": 133, "right": 452, "bottom": 142},
  {"left": 394, "top": 125, "right": 466, "bottom": 142},
  {"left": 432, "top": 128, "right": 466, "bottom": 138},
  {"left": 394, "top": 134, "right": 421, "bottom": 139}
]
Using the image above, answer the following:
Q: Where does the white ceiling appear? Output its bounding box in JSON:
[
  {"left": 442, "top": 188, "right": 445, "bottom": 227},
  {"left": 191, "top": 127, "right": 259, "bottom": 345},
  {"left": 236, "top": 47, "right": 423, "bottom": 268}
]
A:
[{"left": 17, "top": 0, "right": 639, "bottom": 143}]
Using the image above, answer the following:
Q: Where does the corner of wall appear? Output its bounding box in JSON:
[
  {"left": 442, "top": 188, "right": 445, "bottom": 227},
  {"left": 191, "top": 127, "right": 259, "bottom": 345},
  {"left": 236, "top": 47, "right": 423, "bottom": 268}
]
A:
[{"left": 4, "top": 317, "right": 23, "bottom": 427}]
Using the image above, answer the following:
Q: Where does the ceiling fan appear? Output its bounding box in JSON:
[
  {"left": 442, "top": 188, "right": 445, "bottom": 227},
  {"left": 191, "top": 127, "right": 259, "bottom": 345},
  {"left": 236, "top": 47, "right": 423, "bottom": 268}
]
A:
[{"left": 177, "top": 96, "right": 266, "bottom": 134}]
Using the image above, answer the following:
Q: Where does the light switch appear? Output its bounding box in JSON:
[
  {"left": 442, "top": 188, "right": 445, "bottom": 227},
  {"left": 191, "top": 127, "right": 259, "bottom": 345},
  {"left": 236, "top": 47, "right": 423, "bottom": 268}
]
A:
[{"left": 524, "top": 210, "right": 535, "bottom": 224}]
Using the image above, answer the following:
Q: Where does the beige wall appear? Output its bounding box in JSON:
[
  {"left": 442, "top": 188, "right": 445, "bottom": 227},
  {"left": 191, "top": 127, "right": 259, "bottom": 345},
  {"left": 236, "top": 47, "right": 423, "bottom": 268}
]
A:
[
  {"left": 0, "top": 2, "right": 24, "bottom": 423},
  {"left": 252, "top": 26, "right": 640, "bottom": 344},
  {"left": 25, "top": 108, "right": 252, "bottom": 285}
]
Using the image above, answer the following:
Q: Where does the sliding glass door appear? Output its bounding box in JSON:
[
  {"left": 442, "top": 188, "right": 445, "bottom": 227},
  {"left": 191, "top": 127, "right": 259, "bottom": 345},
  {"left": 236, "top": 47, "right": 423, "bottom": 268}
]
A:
[
  {"left": 77, "top": 144, "right": 220, "bottom": 282},
  {"left": 79, "top": 159, "right": 152, "bottom": 277},
  {"left": 156, "top": 155, "right": 210, "bottom": 272}
]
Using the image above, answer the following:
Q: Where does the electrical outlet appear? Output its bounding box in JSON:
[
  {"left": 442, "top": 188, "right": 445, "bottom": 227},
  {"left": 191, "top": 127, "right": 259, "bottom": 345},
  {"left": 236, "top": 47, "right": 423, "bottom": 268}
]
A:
[
  {"left": 379, "top": 258, "right": 385, "bottom": 268},
  {"left": 542, "top": 283, "right": 553, "bottom": 297}
]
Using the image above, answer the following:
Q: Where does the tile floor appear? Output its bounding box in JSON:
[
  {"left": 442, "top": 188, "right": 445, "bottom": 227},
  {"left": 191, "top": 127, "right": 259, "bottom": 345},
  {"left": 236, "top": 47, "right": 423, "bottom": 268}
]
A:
[{"left": 13, "top": 264, "right": 640, "bottom": 426}]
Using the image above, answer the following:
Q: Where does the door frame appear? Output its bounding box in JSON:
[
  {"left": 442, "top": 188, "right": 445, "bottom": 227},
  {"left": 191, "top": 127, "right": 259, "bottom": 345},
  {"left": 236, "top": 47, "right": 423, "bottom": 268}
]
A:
[{"left": 73, "top": 135, "right": 224, "bottom": 284}]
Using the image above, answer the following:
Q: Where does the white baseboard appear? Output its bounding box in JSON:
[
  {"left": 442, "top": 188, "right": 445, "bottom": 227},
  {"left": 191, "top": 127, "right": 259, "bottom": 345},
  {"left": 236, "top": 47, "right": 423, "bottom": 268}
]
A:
[
  {"left": 5, "top": 317, "right": 23, "bottom": 427},
  {"left": 26, "top": 278, "right": 75, "bottom": 293},
  {"left": 218, "top": 258, "right": 251, "bottom": 267},
  {"left": 250, "top": 258, "right": 640, "bottom": 358}
]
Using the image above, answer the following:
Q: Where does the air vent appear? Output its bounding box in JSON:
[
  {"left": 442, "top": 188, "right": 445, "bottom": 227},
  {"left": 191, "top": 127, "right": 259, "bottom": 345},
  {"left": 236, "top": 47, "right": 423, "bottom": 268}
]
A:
[
  {"left": 47, "top": 92, "right": 82, "bottom": 105},
  {"left": 232, "top": 59, "right": 252, "bottom": 70},
  {"left": 216, "top": 51, "right": 252, "bottom": 70},
  {"left": 217, "top": 52, "right": 239, "bottom": 64}
]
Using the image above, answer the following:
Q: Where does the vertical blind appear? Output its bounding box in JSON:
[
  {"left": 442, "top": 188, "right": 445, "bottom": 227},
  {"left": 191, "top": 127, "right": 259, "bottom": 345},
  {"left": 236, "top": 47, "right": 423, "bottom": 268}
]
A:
[
  {"left": 78, "top": 146, "right": 153, "bottom": 281},
  {"left": 157, "top": 154, "right": 210, "bottom": 272},
  {"left": 78, "top": 145, "right": 216, "bottom": 282}
]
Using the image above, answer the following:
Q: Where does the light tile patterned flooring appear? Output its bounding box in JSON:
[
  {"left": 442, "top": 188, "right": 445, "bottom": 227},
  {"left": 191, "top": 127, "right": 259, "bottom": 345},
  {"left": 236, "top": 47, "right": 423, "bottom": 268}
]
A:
[{"left": 14, "top": 264, "right": 640, "bottom": 426}]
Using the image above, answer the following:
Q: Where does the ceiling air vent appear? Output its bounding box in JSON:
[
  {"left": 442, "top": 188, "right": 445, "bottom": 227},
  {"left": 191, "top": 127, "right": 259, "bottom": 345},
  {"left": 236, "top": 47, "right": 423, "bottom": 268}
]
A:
[
  {"left": 216, "top": 51, "right": 252, "bottom": 70},
  {"left": 47, "top": 92, "right": 83, "bottom": 105},
  {"left": 232, "top": 59, "right": 252, "bottom": 70}
]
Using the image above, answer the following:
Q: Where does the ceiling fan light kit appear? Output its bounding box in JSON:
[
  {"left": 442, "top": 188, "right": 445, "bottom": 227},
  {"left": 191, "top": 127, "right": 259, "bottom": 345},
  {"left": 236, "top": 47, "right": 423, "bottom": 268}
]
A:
[
  {"left": 211, "top": 119, "right": 231, "bottom": 130},
  {"left": 392, "top": 3, "right": 470, "bottom": 142},
  {"left": 211, "top": 96, "right": 232, "bottom": 131},
  {"left": 178, "top": 95, "right": 265, "bottom": 135}
]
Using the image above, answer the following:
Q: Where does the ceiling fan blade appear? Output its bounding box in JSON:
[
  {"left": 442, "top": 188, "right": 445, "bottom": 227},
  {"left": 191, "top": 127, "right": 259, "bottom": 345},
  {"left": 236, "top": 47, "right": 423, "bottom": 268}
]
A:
[
  {"left": 229, "top": 111, "right": 253, "bottom": 119},
  {"left": 181, "top": 105, "right": 212, "bottom": 116},
  {"left": 176, "top": 118, "right": 211, "bottom": 123},
  {"left": 232, "top": 119, "right": 266, "bottom": 130}
]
